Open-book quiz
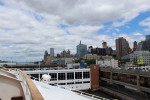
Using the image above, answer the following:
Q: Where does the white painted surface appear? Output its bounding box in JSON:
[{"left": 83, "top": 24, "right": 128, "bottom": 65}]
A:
[
  {"left": 33, "top": 80, "right": 92, "bottom": 100},
  {"left": 25, "top": 69, "right": 91, "bottom": 90},
  {"left": 98, "top": 59, "right": 118, "bottom": 68}
]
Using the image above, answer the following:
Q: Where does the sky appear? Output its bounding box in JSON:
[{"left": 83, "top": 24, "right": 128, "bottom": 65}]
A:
[{"left": 0, "top": 0, "right": 150, "bottom": 62}]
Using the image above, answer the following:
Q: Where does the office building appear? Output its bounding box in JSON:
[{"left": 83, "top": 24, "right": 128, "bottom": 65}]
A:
[
  {"left": 89, "top": 42, "right": 113, "bottom": 56},
  {"left": 146, "top": 35, "right": 150, "bottom": 41},
  {"left": 44, "top": 50, "right": 49, "bottom": 61},
  {"left": 44, "top": 50, "right": 51, "bottom": 65},
  {"left": 137, "top": 41, "right": 143, "bottom": 51},
  {"left": 76, "top": 41, "right": 87, "bottom": 57},
  {"left": 116, "top": 37, "right": 131, "bottom": 60},
  {"left": 60, "top": 49, "right": 71, "bottom": 58},
  {"left": 50, "top": 48, "right": 54, "bottom": 57},
  {"left": 102, "top": 41, "right": 108, "bottom": 48},
  {"left": 133, "top": 41, "right": 137, "bottom": 51}
]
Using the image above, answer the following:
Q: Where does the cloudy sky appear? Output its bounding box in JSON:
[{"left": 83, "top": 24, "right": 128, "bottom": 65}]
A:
[{"left": 0, "top": 0, "right": 150, "bottom": 62}]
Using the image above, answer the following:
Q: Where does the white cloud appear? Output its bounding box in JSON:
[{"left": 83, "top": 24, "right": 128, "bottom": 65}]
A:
[
  {"left": 139, "top": 17, "right": 150, "bottom": 32},
  {"left": 21, "top": 0, "right": 150, "bottom": 26},
  {"left": 133, "top": 32, "right": 143, "bottom": 36},
  {"left": 0, "top": 0, "right": 149, "bottom": 61}
]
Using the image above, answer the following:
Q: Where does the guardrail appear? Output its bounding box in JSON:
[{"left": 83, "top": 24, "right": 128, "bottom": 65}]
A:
[
  {"left": 29, "top": 75, "right": 110, "bottom": 100},
  {"left": 16, "top": 70, "right": 32, "bottom": 100},
  {"left": 100, "top": 67, "right": 150, "bottom": 76},
  {"left": 17, "top": 70, "right": 44, "bottom": 100}
]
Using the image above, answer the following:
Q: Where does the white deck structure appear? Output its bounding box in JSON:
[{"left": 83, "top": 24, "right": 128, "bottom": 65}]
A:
[
  {"left": 0, "top": 68, "right": 110, "bottom": 100},
  {"left": 33, "top": 80, "right": 107, "bottom": 100},
  {"left": 25, "top": 68, "right": 91, "bottom": 90}
]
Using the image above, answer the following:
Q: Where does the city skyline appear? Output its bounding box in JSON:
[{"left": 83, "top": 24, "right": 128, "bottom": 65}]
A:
[{"left": 0, "top": 0, "right": 150, "bottom": 61}]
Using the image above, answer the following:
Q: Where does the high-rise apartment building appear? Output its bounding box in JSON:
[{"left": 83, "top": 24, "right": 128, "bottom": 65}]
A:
[
  {"left": 76, "top": 41, "right": 87, "bottom": 57},
  {"left": 50, "top": 48, "right": 54, "bottom": 57},
  {"left": 116, "top": 37, "right": 130, "bottom": 60},
  {"left": 44, "top": 50, "right": 51, "bottom": 65}
]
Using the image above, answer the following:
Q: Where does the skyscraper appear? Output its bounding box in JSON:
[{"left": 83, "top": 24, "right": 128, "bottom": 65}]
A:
[
  {"left": 146, "top": 35, "right": 150, "bottom": 41},
  {"left": 133, "top": 41, "right": 137, "bottom": 51},
  {"left": 44, "top": 50, "right": 49, "bottom": 61},
  {"left": 76, "top": 41, "right": 87, "bottom": 57},
  {"left": 137, "top": 41, "right": 143, "bottom": 51},
  {"left": 50, "top": 48, "right": 54, "bottom": 57},
  {"left": 116, "top": 37, "right": 130, "bottom": 60},
  {"left": 60, "top": 49, "right": 71, "bottom": 57}
]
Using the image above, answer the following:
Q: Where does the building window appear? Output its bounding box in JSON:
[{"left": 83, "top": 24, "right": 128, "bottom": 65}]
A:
[
  {"left": 67, "top": 82, "right": 74, "bottom": 85},
  {"left": 83, "top": 72, "right": 90, "bottom": 79},
  {"left": 49, "top": 73, "right": 57, "bottom": 80},
  {"left": 83, "top": 81, "right": 90, "bottom": 83},
  {"left": 75, "top": 82, "right": 82, "bottom": 84},
  {"left": 58, "top": 73, "right": 65, "bottom": 80},
  {"left": 75, "top": 72, "right": 82, "bottom": 79},
  {"left": 67, "top": 72, "right": 74, "bottom": 80},
  {"left": 58, "top": 83, "right": 66, "bottom": 85}
]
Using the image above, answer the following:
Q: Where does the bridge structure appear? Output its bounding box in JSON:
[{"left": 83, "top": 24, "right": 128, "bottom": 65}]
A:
[{"left": 100, "top": 67, "right": 150, "bottom": 94}]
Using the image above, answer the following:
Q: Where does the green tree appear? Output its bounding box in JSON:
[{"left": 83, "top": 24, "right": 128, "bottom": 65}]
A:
[{"left": 75, "top": 58, "right": 96, "bottom": 66}]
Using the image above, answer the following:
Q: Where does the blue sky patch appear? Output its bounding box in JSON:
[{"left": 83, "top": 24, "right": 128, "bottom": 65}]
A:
[
  {"left": 32, "top": 13, "right": 45, "bottom": 22},
  {"left": 0, "top": 0, "right": 4, "bottom": 6}
]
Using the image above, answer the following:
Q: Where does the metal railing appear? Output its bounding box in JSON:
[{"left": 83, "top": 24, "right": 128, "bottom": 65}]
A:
[
  {"left": 29, "top": 75, "right": 110, "bottom": 100},
  {"left": 12, "top": 70, "right": 32, "bottom": 100}
]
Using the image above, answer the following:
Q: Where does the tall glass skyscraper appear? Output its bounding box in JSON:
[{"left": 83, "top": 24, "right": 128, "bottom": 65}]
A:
[
  {"left": 50, "top": 48, "right": 54, "bottom": 57},
  {"left": 76, "top": 41, "right": 87, "bottom": 57}
]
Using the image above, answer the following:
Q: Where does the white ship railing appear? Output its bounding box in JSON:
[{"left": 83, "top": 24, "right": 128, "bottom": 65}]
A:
[
  {"left": 20, "top": 67, "right": 90, "bottom": 71},
  {"left": 29, "top": 75, "right": 110, "bottom": 100},
  {"left": 12, "top": 70, "right": 32, "bottom": 100}
]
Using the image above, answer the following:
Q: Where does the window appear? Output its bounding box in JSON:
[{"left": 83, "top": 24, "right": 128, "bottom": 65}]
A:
[
  {"left": 49, "top": 73, "right": 57, "bottom": 80},
  {"left": 75, "top": 82, "right": 82, "bottom": 84},
  {"left": 67, "top": 82, "right": 74, "bottom": 85},
  {"left": 58, "top": 73, "right": 65, "bottom": 80},
  {"left": 75, "top": 72, "right": 82, "bottom": 79},
  {"left": 67, "top": 72, "right": 74, "bottom": 80},
  {"left": 83, "top": 81, "right": 90, "bottom": 83},
  {"left": 58, "top": 83, "right": 66, "bottom": 85},
  {"left": 83, "top": 72, "right": 90, "bottom": 79}
]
